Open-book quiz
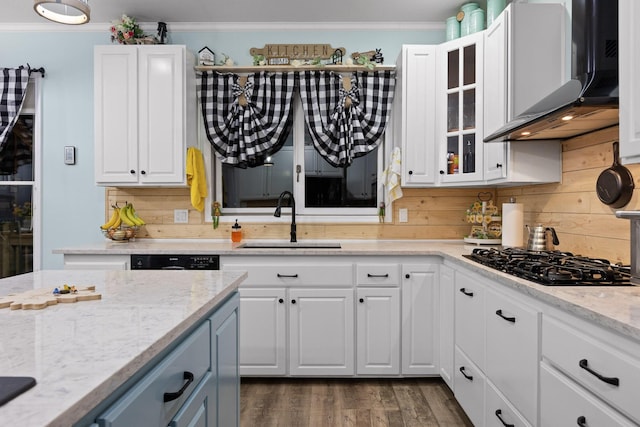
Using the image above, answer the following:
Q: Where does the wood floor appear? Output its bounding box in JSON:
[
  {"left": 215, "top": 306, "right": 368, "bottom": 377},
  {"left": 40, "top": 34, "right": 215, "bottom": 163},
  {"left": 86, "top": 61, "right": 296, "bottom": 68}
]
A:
[{"left": 240, "top": 378, "right": 473, "bottom": 427}]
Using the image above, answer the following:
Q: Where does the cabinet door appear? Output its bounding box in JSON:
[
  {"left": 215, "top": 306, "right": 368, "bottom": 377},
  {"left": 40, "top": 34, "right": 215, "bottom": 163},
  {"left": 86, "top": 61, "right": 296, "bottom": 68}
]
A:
[
  {"left": 485, "top": 288, "right": 539, "bottom": 426},
  {"left": 356, "top": 287, "right": 400, "bottom": 375},
  {"left": 210, "top": 293, "right": 240, "bottom": 427},
  {"left": 138, "top": 46, "right": 186, "bottom": 184},
  {"left": 239, "top": 288, "right": 286, "bottom": 375},
  {"left": 483, "top": 10, "right": 508, "bottom": 181},
  {"left": 619, "top": 0, "right": 640, "bottom": 164},
  {"left": 455, "top": 346, "right": 486, "bottom": 427},
  {"left": 439, "top": 265, "right": 455, "bottom": 389},
  {"left": 94, "top": 46, "right": 139, "bottom": 184},
  {"left": 399, "top": 45, "right": 437, "bottom": 186},
  {"left": 455, "top": 270, "right": 485, "bottom": 370},
  {"left": 439, "top": 33, "right": 484, "bottom": 183},
  {"left": 289, "top": 288, "right": 354, "bottom": 376},
  {"left": 401, "top": 263, "right": 438, "bottom": 375}
]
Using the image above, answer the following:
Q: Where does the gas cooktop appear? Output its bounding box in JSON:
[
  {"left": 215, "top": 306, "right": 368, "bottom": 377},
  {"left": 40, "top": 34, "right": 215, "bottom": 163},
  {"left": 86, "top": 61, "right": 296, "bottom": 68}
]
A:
[{"left": 463, "top": 247, "right": 633, "bottom": 286}]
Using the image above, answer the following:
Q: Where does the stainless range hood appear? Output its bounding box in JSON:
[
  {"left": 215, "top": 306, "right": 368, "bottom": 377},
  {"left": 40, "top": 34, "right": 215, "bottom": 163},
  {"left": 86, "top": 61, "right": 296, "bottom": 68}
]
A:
[{"left": 484, "top": 0, "right": 619, "bottom": 143}]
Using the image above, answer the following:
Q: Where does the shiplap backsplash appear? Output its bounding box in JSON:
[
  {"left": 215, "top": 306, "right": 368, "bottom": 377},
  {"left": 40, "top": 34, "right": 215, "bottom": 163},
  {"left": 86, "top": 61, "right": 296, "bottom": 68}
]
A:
[{"left": 105, "top": 125, "right": 637, "bottom": 263}]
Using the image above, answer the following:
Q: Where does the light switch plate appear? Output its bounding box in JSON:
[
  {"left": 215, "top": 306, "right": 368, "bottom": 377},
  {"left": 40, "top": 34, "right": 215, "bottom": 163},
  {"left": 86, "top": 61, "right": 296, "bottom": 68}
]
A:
[
  {"left": 399, "top": 208, "right": 408, "bottom": 223},
  {"left": 174, "top": 209, "right": 189, "bottom": 224},
  {"left": 64, "top": 146, "right": 76, "bottom": 165}
]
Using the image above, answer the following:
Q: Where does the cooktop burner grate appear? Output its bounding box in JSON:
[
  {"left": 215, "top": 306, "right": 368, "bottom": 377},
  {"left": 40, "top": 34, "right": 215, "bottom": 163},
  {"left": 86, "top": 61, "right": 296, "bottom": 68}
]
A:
[{"left": 463, "top": 247, "right": 632, "bottom": 286}]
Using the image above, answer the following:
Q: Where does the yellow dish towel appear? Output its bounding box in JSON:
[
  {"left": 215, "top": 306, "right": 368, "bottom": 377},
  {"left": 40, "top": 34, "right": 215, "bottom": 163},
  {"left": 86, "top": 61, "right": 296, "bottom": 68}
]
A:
[{"left": 186, "top": 147, "right": 208, "bottom": 212}]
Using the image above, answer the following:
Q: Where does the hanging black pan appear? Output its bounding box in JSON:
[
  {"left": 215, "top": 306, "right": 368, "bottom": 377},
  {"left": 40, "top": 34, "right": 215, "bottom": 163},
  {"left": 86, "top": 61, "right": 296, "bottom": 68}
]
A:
[{"left": 596, "top": 141, "right": 635, "bottom": 209}]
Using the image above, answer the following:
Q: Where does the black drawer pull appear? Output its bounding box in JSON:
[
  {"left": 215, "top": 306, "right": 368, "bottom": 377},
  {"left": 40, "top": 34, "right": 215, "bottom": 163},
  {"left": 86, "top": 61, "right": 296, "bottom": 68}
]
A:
[
  {"left": 278, "top": 298, "right": 284, "bottom": 304},
  {"left": 367, "top": 273, "right": 389, "bottom": 278},
  {"left": 577, "top": 416, "right": 587, "bottom": 427},
  {"left": 277, "top": 273, "right": 299, "bottom": 278},
  {"left": 579, "top": 359, "right": 619, "bottom": 386},
  {"left": 459, "top": 288, "right": 474, "bottom": 297},
  {"left": 405, "top": 274, "right": 410, "bottom": 279},
  {"left": 459, "top": 366, "right": 473, "bottom": 381},
  {"left": 496, "top": 309, "right": 516, "bottom": 323},
  {"left": 495, "top": 409, "right": 514, "bottom": 427},
  {"left": 163, "top": 371, "right": 194, "bottom": 402},
  {"left": 291, "top": 299, "right": 296, "bottom": 304},
  {"left": 359, "top": 298, "right": 364, "bottom": 303}
]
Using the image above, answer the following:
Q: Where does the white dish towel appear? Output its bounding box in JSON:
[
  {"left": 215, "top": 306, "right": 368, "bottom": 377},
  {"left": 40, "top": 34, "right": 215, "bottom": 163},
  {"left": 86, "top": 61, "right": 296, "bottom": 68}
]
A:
[{"left": 381, "top": 147, "right": 403, "bottom": 203}]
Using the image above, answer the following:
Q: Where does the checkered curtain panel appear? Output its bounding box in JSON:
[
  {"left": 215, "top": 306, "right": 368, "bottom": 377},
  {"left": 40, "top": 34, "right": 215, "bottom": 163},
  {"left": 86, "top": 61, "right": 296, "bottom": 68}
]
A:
[
  {"left": 0, "top": 67, "right": 30, "bottom": 149},
  {"left": 197, "top": 71, "right": 297, "bottom": 168},
  {"left": 299, "top": 70, "right": 396, "bottom": 167}
]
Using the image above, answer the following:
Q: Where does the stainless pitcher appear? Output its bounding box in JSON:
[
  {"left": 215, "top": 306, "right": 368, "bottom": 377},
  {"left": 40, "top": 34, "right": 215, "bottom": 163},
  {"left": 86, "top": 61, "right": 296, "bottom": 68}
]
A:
[{"left": 526, "top": 225, "right": 560, "bottom": 251}]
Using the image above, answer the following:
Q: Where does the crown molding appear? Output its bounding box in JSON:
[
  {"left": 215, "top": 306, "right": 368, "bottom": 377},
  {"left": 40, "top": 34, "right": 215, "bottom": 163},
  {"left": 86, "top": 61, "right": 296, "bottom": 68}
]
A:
[{"left": 0, "top": 20, "right": 444, "bottom": 33}]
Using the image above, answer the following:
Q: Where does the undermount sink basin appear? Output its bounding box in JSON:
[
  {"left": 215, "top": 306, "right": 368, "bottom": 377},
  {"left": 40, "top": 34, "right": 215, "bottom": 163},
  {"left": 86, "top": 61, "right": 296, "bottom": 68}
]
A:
[{"left": 236, "top": 242, "right": 342, "bottom": 249}]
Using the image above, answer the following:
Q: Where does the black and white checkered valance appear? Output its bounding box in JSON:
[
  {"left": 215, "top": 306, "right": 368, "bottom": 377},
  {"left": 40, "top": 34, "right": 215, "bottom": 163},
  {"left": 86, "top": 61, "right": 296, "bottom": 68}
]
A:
[
  {"left": 299, "top": 70, "right": 395, "bottom": 167},
  {"left": 197, "top": 71, "right": 297, "bottom": 168},
  {"left": 0, "top": 67, "right": 30, "bottom": 150}
]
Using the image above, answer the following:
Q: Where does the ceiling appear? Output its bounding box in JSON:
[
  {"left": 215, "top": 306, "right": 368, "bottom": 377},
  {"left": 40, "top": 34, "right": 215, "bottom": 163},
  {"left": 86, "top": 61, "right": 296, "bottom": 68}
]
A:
[{"left": 0, "top": 0, "right": 487, "bottom": 26}]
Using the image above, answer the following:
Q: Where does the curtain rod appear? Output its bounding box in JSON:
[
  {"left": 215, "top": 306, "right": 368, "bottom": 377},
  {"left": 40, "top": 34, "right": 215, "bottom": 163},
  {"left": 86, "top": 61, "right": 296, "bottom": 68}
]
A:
[
  {"left": 194, "top": 64, "right": 395, "bottom": 73},
  {"left": 23, "top": 64, "right": 45, "bottom": 77}
]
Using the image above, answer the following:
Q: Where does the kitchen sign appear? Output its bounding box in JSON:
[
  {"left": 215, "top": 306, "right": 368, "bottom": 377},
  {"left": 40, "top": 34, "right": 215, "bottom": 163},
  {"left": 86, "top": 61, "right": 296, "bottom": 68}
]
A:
[{"left": 250, "top": 44, "right": 346, "bottom": 65}]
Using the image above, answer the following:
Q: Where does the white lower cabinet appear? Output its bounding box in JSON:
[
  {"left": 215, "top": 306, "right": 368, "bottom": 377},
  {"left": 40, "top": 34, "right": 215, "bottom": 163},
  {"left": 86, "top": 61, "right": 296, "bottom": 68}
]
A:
[
  {"left": 438, "top": 264, "right": 455, "bottom": 389},
  {"left": 401, "top": 263, "right": 439, "bottom": 375},
  {"left": 62, "top": 254, "right": 130, "bottom": 270},
  {"left": 485, "top": 380, "right": 530, "bottom": 427},
  {"left": 356, "top": 287, "right": 400, "bottom": 375},
  {"left": 540, "top": 363, "right": 637, "bottom": 427},
  {"left": 289, "top": 288, "right": 355, "bottom": 376},
  {"left": 485, "top": 288, "right": 539, "bottom": 425},
  {"left": 455, "top": 347, "right": 486, "bottom": 426},
  {"left": 239, "top": 288, "right": 286, "bottom": 375}
]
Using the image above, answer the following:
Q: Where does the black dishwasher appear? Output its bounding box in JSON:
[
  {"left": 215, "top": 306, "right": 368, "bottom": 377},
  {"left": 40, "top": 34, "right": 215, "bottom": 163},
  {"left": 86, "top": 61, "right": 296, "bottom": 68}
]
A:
[{"left": 130, "top": 254, "right": 220, "bottom": 270}]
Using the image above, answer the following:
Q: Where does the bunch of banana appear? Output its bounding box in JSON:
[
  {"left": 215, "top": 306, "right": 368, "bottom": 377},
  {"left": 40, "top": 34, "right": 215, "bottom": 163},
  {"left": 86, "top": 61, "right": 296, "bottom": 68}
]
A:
[
  {"left": 119, "top": 203, "right": 146, "bottom": 227},
  {"left": 100, "top": 206, "right": 122, "bottom": 230}
]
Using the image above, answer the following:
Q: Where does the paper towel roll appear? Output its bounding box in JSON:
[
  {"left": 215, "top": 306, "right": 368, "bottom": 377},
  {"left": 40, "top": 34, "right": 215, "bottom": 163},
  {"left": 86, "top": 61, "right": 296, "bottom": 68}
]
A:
[{"left": 502, "top": 203, "right": 524, "bottom": 247}]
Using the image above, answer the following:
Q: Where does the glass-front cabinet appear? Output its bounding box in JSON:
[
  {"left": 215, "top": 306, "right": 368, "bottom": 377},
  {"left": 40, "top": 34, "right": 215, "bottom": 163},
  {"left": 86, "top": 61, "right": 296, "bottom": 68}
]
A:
[{"left": 439, "top": 32, "right": 484, "bottom": 183}]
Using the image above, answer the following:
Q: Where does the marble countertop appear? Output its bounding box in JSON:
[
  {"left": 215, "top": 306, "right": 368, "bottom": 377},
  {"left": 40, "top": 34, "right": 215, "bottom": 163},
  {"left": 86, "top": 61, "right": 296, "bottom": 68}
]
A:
[
  {"left": 0, "top": 269, "right": 246, "bottom": 427},
  {"left": 54, "top": 239, "right": 640, "bottom": 343}
]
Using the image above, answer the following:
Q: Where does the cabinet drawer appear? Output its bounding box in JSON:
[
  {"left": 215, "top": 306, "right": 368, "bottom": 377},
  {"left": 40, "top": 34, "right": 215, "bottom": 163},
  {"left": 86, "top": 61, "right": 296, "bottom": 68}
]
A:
[
  {"left": 97, "top": 321, "right": 211, "bottom": 427},
  {"left": 485, "top": 380, "right": 531, "bottom": 427},
  {"left": 542, "top": 315, "right": 640, "bottom": 423},
  {"left": 485, "top": 288, "right": 539, "bottom": 425},
  {"left": 356, "top": 264, "right": 400, "bottom": 286},
  {"left": 455, "top": 271, "right": 486, "bottom": 370},
  {"left": 227, "top": 264, "right": 353, "bottom": 287},
  {"left": 454, "top": 346, "right": 486, "bottom": 427},
  {"left": 540, "top": 363, "right": 637, "bottom": 427}
]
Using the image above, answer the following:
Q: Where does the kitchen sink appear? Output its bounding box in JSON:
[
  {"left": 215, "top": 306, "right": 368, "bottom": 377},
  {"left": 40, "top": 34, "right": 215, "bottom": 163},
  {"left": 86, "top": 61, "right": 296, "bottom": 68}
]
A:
[{"left": 236, "top": 242, "right": 341, "bottom": 249}]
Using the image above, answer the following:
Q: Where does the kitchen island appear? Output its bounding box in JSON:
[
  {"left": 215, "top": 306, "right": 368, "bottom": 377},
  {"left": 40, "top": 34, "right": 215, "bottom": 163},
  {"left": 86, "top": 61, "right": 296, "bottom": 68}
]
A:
[{"left": 0, "top": 269, "right": 246, "bottom": 427}]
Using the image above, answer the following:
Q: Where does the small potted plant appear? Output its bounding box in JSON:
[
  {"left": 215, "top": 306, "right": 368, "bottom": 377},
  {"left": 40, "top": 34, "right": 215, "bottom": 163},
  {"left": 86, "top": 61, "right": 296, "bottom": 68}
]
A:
[{"left": 110, "top": 14, "right": 146, "bottom": 44}]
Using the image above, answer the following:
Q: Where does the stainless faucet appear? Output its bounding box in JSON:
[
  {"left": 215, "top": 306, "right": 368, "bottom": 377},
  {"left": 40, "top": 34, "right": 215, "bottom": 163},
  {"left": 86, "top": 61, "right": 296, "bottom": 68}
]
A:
[{"left": 274, "top": 191, "right": 296, "bottom": 242}]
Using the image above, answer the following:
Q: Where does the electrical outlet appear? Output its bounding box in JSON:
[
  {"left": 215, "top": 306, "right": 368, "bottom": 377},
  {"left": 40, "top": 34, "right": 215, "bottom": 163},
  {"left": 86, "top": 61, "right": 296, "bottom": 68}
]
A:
[
  {"left": 399, "top": 208, "right": 408, "bottom": 223},
  {"left": 174, "top": 209, "right": 189, "bottom": 224}
]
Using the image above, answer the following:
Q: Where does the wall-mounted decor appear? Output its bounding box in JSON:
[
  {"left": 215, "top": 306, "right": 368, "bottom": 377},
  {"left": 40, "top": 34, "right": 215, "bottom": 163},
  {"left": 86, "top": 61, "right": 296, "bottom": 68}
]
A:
[{"left": 249, "top": 44, "right": 346, "bottom": 65}]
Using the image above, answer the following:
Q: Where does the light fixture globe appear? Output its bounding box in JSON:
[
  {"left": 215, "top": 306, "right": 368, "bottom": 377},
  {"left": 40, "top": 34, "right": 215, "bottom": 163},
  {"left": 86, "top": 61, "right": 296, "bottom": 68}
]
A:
[{"left": 34, "top": 0, "right": 90, "bottom": 25}]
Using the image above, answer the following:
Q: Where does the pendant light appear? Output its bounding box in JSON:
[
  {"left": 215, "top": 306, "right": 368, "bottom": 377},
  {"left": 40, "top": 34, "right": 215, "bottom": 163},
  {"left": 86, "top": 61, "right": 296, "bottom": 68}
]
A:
[{"left": 33, "top": 0, "right": 90, "bottom": 25}]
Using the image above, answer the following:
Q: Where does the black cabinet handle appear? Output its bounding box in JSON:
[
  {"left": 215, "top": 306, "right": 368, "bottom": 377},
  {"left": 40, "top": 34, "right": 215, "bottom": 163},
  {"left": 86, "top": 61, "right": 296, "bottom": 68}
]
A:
[
  {"left": 408, "top": 170, "right": 413, "bottom": 175},
  {"left": 163, "top": 371, "right": 194, "bottom": 402},
  {"left": 579, "top": 359, "right": 619, "bottom": 386},
  {"left": 140, "top": 170, "right": 146, "bottom": 175},
  {"left": 577, "top": 416, "right": 587, "bottom": 427},
  {"left": 496, "top": 309, "right": 516, "bottom": 323},
  {"left": 496, "top": 163, "right": 503, "bottom": 168},
  {"left": 278, "top": 298, "right": 284, "bottom": 304},
  {"left": 359, "top": 298, "right": 364, "bottom": 303},
  {"left": 495, "top": 409, "right": 514, "bottom": 427},
  {"left": 405, "top": 274, "right": 410, "bottom": 279},
  {"left": 367, "top": 273, "right": 389, "bottom": 278},
  {"left": 459, "top": 366, "right": 473, "bottom": 381},
  {"left": 459, "top": 288, "right": 474, "bottom": 297},
  {"left": 439, "top": 170, "right": 445, "bottom": 175},
  {"left": 277, "top": 273, "right": 299, "bottom": 278},
  {"left": 291, "top": 299, "right": 296, "bottom": 304},
  {"left": 130, "top": 169, "right": 136, "bottom": 174}
]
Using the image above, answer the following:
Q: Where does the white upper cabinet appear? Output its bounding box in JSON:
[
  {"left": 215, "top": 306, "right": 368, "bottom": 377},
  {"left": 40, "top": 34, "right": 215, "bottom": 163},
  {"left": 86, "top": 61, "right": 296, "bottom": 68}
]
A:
[
  {"left": 483, "top": 3, "right": 565, "bottom": 184},
  {"left": 94, "top": 45, "right": 196, "bottom": 186},
  {"left": 619, "top": 0, "right": 640, "bottom": 164},
  {"left": 396, "top": 45, "right": 438, "bottom": 186},
  {"left": 437, "top": 32, "right": 484, "bottom": 184}
]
